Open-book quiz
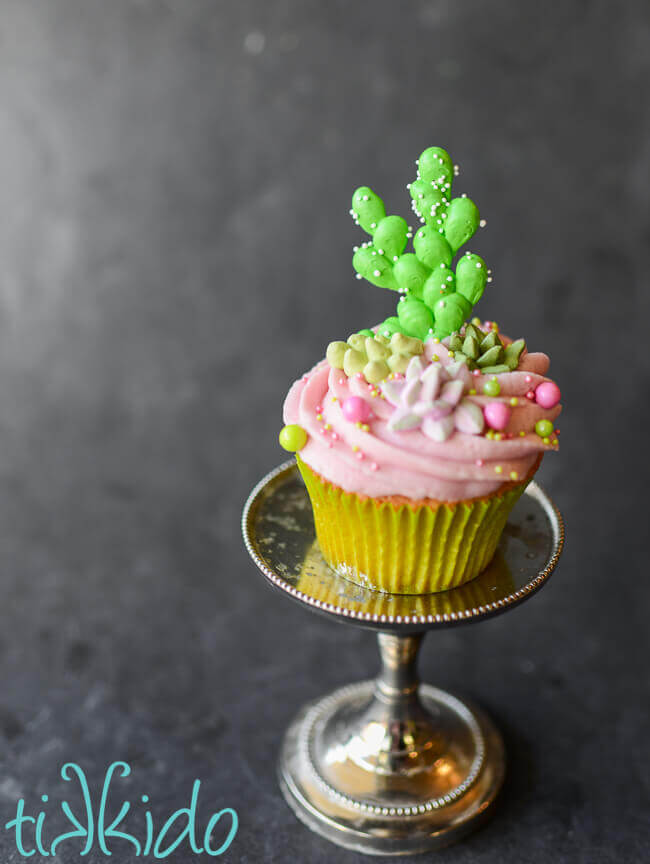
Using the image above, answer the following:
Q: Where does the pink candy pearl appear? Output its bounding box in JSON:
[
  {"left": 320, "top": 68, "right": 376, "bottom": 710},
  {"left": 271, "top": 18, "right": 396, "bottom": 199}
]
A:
[
  {"left": 483, "top": 401, "right": 511, "bottom": 431},
  {"left": 342, "top": 396, "right": 372, "bottom": 423},
  {"left": 535, "top": 381, "right": 561, "bottom": 409}
]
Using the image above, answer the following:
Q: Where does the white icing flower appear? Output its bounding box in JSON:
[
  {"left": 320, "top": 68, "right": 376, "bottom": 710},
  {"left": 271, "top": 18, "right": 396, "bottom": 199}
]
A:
[{"left": 381, "top": 356, "right": 484, "bottom": 441}]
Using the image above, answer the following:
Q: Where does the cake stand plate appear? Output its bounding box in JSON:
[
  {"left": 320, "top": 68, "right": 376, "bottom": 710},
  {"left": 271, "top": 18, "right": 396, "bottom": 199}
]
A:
[{"left": 242, "top": 461, "right": 564, "bottom": 856}]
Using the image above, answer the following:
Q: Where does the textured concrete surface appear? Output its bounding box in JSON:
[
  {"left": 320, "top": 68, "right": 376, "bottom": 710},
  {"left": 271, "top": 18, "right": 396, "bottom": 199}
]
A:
[{"left": 0, "top": 1, "right": 648, "bottom": 861}]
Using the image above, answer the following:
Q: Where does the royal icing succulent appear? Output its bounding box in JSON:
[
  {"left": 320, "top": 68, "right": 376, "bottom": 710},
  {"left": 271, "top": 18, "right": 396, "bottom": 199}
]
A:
[
  {"left": 326, "top": 331, "right": 424, "bottom": 384},
  {"left": 381, "top": 356, "right": 484, "bottom": 442},
  {"left": 350, "top": 146, "right": 492, "bottom": 340},
  {"left": 325, "top": 318, "right": 525, "bottom": 390},
  {"left": 444, "top": 319, "right": 525, "bottom": 373}
]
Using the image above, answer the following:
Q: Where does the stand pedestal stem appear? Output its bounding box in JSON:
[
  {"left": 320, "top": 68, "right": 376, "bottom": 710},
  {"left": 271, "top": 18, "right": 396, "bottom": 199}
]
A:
[{"left": 375, "top": 633, "right": 423, "bottom": 701}]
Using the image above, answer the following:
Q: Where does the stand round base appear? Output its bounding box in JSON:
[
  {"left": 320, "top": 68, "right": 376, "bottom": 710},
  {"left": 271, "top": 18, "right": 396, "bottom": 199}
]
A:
[{"left": 278, "top": 679, "right": 505, "bottom": 856}]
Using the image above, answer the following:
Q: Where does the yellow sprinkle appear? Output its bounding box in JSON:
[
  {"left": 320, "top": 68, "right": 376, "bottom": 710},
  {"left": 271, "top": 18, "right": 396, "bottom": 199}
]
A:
[
  {"left": 448, "top": 350, "right": 455, "bottom": 358},
  {"left": 371, "top": 390, "right": 378, "bottom": 398},
  {"left": 433, "top": 337, "right": 440, "bottom": 344},
  {"left": 493, "top": 322, "right": 499, "bottom": 332},
  {"left": 519, "top": 430, "right": 526, "bottom": 437},
  {"left": 552, "top": 438, "right": 559, "bottom": 446},
  {"left": 510, "top": 471, "right": 519, "bottom": 481},
  {"left": 380, "top": 393, "right": 386, "bottom": 399},
  {"left": 362, "top": 424, "right": 369, "bottom": 433},
  {"left": 331, "top": 396, "right": 337, "bottom": 402},
  {"left": 510, "top": 397, "right": 518, "bottom": 406},
  {"left": 486, "top": 430, "right": 494, "bottom": 439},
  {"left": 324, "top": 423, "right": 331, "bottom": 430},
  {"left": 495, "top": 465, "right": 503, "bottom": 474},
  {"left": 431, "top": 354, "right": 439, "bottom": 361},
  {"left": 494, "top": 432, "right": 503, "bottom": 441},
  {"left": 352, "top": 445, "right": 359, "bottom": 452},
  {"left": 355, "top": 421, "right": 362, "bottom": 428},
  {"left": 316, "top": 413, "right": 323, "bottom": 421},
  {"left": 543, "top": 436, "right": 550, "bottom": 445},
  {"left": 469, "top": 388, "right": 477, "bottom": 395}
]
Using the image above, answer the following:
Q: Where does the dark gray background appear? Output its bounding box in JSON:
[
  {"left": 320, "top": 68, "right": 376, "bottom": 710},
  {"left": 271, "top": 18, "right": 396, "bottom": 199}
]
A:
[{"left": 0, "top": 1, "right": 648, "bottom": 862}]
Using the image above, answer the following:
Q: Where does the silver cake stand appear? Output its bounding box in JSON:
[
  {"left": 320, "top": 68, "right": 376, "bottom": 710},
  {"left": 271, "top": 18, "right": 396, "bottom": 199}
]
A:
[{"left": 242, "top": 461, "right": 564, "bottom": 856}]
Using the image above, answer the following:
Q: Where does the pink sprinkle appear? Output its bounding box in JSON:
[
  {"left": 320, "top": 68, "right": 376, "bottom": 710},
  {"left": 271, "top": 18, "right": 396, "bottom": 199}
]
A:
[
  {"left": 356, "top": 451, "right": 364, "bottom": 460},
  {"left": 339, "top": 378, "right": 346, "bottom": 385},
  {"left": 525, "top": 390, "right": 535, "bottom": 400},
  {"left": 355, "top": 372, "right": 364, "bottom": 380},
  {"left": 525, "top": 375, "right": 532, "bottom": 383},
  {"left": 316, "top": 405, "right": 323, "bottom": 413},
  {"left": 475, "top": 459, "right": 484, "bottom": 467},
  {"left": 319, "top": 428, "right": 326, "bottom": 435},
  {"left": 302, "top": 374, "right": 309, "bottom": 381},
  {"left": 370, "top": 462, "right": 378, "bottom": 471},
  {"left": 331, "top": 432, "right": 339, "bottom": 440},
  {"left": 473, "top": 369, "right": 481, "bottom": 376}
]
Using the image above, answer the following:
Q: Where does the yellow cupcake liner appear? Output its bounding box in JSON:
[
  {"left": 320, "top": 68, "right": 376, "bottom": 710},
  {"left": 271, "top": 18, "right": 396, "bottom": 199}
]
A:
[
  {"left": 296, "top": 539, "right": 516, "bottom": 616},
  {"left": 297, "top": 456, "right": 531, "bottom": 594}
]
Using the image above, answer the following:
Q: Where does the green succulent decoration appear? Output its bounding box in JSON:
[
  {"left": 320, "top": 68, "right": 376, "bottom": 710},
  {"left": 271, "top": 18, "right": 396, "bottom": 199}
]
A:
[
  {"left": 448, "top": 319, "right": 525, "bottom": 374},
  {"left": 350, "top": 146, "right": 491, "bottom": 340}
]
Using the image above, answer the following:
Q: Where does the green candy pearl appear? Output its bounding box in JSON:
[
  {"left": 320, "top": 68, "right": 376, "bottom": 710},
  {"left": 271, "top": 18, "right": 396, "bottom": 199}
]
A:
[
  {"left": 483, "top": 378, "right": 501, "bottom": 397},
  {"left": 279, "top": 424, "right": 308, "bottom": 452},
  {"left": 535, "top": 419, "right": 554, "bottom": 439}
]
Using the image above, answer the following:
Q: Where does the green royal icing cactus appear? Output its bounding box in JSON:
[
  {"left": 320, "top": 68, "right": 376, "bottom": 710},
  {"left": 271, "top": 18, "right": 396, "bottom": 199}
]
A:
[{"left": 350, "top": 147, "right": 491, "bottom": 340}]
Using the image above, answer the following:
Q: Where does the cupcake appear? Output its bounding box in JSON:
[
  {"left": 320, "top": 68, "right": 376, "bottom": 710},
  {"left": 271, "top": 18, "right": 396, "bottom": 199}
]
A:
[{"left": 279, "top": 147, "right": 562, "bottom": 594}]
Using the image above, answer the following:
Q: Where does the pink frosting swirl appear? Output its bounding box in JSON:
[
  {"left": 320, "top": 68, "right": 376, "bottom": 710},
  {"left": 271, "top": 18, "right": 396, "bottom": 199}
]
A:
[{"left": 283, "top": 337, "right": 561, "bottom": 502}]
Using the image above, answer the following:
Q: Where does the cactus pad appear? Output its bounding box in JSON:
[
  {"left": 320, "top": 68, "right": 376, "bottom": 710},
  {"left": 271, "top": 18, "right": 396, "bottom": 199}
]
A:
[
  {"left": 417, "top": 146, "right": 454, "bottom": 187},
  {"left": 397, "top": 297, "right": 435, "bottom": 341},
  {"left": 350, "top": 187, "right": 386, "bottom": 233}
]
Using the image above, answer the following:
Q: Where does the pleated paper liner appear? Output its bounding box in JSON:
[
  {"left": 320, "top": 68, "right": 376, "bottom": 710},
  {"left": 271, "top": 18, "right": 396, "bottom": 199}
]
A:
[
  {"left": 295, "top": 538, "right": 516, "bottom": 616},
  {"left": 297, "top": 456, "right": 533, "bottom": 595}
]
